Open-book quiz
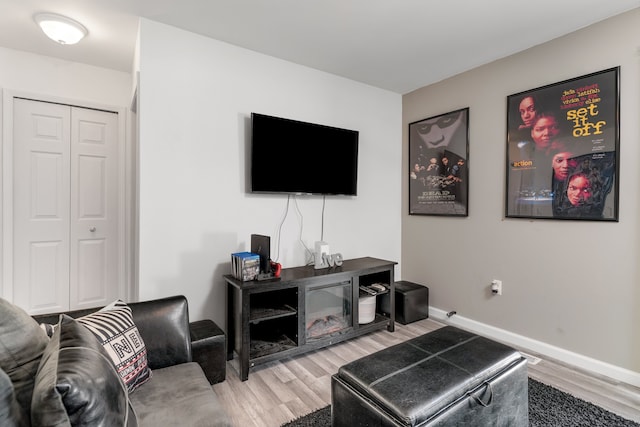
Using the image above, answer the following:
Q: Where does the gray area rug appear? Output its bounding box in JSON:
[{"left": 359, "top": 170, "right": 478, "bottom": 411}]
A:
[{"left": 282, "top": 378, "right": 639, "bottom": 426}]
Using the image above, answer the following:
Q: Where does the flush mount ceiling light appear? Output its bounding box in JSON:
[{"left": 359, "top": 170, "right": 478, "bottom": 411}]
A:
[{"left": 34, "top": 13, "right": 88, "bottom": 45}]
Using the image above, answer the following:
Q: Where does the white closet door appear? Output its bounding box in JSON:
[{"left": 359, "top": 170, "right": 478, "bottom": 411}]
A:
[
  {"left": 70, "top": 107, "right": 119, "bottom": 310},
  {"left": 13, "top": 99, "right": 71, "bottom": 314},
  {"left": 13, "top": 98, "right": 120, "bottom": 314}
]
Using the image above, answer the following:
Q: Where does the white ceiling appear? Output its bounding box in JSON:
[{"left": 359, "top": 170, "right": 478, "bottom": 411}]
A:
[{"left": 1, "top": 0, "right": 638, "bottom": 94}]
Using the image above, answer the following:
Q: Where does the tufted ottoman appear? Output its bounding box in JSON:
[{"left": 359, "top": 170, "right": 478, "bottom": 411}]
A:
[{"left": 331, "top": 326, "right": 528, "bottom": 426}]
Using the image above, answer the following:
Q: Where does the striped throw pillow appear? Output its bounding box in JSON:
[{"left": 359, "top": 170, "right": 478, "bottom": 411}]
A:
[{"left": 77, "top": 300, "right": 152, "bottom": 393}]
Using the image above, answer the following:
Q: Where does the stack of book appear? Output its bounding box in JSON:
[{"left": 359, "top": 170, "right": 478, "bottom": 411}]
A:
[{"left": 231, "top": 252, "right": 260, "bottom": 281}]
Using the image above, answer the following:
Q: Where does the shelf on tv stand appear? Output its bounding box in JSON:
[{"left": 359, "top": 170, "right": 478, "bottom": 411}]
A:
[
  {"left": 250, "top": 334, "right": 297, "bottom": 359},
  {"left": 224, "top": 256, "right": 397, "bottom": 381},
  {"left": 249, "top": 304, "right": 297, "bottom": 323}
]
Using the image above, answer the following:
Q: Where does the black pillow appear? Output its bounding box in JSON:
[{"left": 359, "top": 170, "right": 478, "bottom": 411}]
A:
[
  {"left": 30, "top": 315, "right": 137, "bottom": 427},
  {"left": 0, "top": 368, "right": 24, "bottom": 427},
  {"left": 0, "top": 297, "right": 49, "bottom": 423}
]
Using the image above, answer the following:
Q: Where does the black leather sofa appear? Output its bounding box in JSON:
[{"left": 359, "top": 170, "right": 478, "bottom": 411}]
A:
[
  {"left": 30, "top": 295, "right": 231, "bottom": 426},
  {"left": 32, "top": 295, "right": 226, "bottom": 386}
]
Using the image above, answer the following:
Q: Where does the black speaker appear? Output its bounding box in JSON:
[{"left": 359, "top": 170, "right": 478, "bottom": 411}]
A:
[{"left": 251, "top": 234, "right": 271, "bottom": 274}]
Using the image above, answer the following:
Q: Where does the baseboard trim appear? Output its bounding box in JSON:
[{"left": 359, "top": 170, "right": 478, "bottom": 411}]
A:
[{"left": 429, "top": 307, "right": 640, "bottom": 388}]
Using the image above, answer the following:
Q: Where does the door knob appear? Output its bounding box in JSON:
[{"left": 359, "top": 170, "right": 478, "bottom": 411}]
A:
[{"left": 89, "top": 227, "right": 96, "bottom": 232}]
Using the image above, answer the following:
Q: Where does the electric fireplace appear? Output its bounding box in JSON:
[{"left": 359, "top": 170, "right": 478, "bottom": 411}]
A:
[{"left": 305, "top": 281, "right": 352, "bottom": 339}]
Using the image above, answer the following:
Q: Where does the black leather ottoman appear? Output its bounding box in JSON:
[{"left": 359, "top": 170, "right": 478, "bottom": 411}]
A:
[
  {"left": 380, "top": 280, "right": 429, "bottom": 325},
  {"left": 331, "top": 326, "right": 528, "bottom": 426}
]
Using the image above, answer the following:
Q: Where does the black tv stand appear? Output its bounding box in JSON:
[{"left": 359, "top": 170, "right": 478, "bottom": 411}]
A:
[{"left": 224, "top": 257, "right": 397, "bottom": 381}]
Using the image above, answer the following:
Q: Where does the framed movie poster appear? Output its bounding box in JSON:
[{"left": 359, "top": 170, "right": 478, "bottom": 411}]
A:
[
  {"left": 409, "top": 107, "right": 469, "bottom": 216},
  {"left": 505, "top": 67, "right": 619, "bottom": 221}
]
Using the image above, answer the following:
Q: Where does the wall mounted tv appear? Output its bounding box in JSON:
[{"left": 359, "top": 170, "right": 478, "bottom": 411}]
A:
[{"left": 251, "top": 113, "right": 359, "bottom": 196}]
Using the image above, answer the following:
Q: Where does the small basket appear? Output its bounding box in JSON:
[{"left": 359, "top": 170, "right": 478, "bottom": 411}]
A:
[{"left": 358, "top": 295, "right": 376, "bottom": 324}]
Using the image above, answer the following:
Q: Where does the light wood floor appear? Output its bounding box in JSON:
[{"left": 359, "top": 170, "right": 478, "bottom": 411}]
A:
[{"left": 212, "top": 318, "right": 640, "bottom": 427}]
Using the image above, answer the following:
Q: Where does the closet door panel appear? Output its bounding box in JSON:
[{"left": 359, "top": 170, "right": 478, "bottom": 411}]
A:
[
  {"left": 13, "top": 98, "right": 71, "bottom": 314},
  {"left": 70, "top": 107, "right": 119, "bottom": 310}
]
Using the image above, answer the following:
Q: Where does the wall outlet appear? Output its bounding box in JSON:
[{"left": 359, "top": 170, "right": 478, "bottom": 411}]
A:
[{"left": 491, "top": 280, "right": 503, "bottom": 296}]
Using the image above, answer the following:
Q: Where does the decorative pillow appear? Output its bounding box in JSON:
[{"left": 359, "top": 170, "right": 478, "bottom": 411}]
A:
[
  {"left": 0, "top": 368, "right": 24, "bottom": 427},
  {"left": 0, "top": 297, "right": 49, "bottom": 423},
  {"left": 76, "top": 300, "right": 152, "bottom": 393},
  {"left": 30, "top": 315, "right": 137, "bottom": 427}
]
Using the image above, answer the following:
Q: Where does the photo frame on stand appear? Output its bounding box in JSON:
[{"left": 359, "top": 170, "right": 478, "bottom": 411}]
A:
[
  {"left": 505, "top": 67, "right": 620, "bottom": 221},
  {"left": 408, "top": 107, "right": 469, "bottom": 217}
]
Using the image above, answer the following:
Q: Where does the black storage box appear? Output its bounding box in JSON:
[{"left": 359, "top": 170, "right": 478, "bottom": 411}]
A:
[
  {"left": 380, "top": 280, "right": 429, "bottom": 325},
  {"left": 331, "top": 326, "right": 528, "bottom": 426}
]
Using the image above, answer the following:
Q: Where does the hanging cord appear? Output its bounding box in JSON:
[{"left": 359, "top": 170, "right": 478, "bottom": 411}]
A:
[
  {"left": 320, "top": 195, "right": 326, "bottom": 241},
  {"left": 309, "top": 195, "right": 327, "bottom": 266},
  {"left": 293, "top": 196, "right": 314, "bottom": 265},
  {"left": 273, "top": 195, "right": 291, "bottom": 263},
  {"left": 275, "top": 195, "right": 326, "bottom": 266}
]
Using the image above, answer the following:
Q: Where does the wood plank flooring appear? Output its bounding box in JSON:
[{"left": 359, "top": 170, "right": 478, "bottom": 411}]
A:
[{"left": 212, "top": 318, "right": 640, "bottom": 426}]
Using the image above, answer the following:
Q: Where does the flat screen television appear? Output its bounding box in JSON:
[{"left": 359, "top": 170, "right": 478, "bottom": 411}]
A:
[{"left": 250, "top": 113, "right": 359, "bottom": 196}]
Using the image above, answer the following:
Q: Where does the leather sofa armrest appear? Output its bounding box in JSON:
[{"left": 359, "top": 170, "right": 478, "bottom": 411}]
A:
[
  {"left": 129, "top": 296, "right": 192, "bottom": 370},
  {"left": 190, "top": 320, "right": 226, "bottom": 384}
]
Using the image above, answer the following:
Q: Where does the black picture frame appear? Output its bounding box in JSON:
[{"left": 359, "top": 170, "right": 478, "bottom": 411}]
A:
[
  {"left": 505, "top": 67, "right": 620, "bottom": 221},
  {"left": 408, "top": 107, "right": 469, "bottom": 216}
]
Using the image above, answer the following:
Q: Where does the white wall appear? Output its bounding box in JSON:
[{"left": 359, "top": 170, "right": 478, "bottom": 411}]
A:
[
  {"left": 136, "top": 20, "right": 402, "bottom": 328},
  {"left": 0, "top": 47, "right": 132, "bottom": 105},
  {"left": 402, "top": 9, "right": 640, "bottom": 381},
  {"left": 0, "top": 47, "right": 133, "bottom": 301}
]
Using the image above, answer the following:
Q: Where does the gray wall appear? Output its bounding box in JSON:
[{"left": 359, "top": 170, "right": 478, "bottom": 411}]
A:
[{"left": 402, "top": 9, "right": 640, "bottom": 379}]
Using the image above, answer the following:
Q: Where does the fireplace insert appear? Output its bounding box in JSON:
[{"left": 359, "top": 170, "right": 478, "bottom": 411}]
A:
[{"left": 306, "top": 281, "right": 352, "bottom": 339}]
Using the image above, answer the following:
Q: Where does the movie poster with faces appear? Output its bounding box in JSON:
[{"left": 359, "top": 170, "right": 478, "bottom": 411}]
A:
[
  {"left": 408, "top": 107, "right": 469, "bottom": 216},
  {"left": 506, "top": 67, "right": 619, "bottom": 221}
]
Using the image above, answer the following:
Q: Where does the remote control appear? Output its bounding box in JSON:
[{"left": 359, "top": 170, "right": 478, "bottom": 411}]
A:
[
  {"left": 360, "top": 286, "right": 376, "bottom": 295},
  {"left": 370, "top": 283, "right": 386, "bottom": 292}
]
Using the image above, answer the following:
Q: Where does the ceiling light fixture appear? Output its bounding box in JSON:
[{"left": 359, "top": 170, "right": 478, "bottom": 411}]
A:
[{"left": 34, "top": 13, "right": 88, "bottom": 45}]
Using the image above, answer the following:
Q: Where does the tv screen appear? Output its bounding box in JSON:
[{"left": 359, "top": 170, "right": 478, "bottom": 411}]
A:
[{"left": 251, "top": 113, "right": 359, "bottom": 196}]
